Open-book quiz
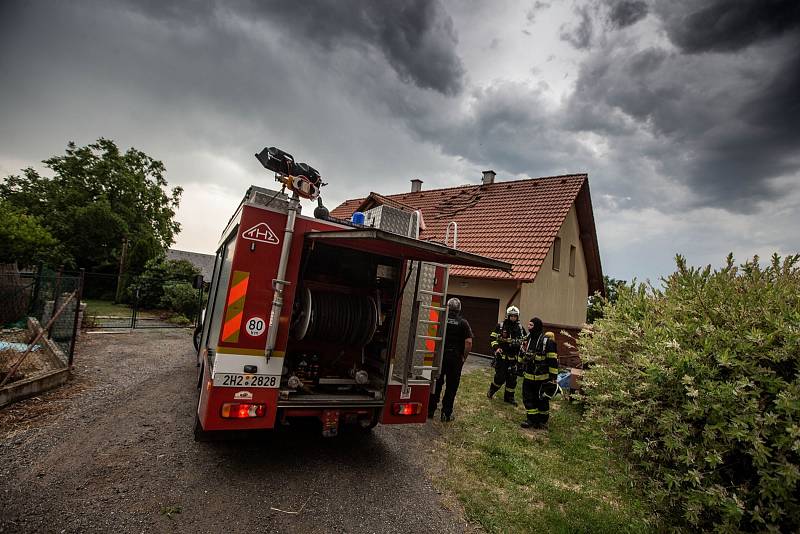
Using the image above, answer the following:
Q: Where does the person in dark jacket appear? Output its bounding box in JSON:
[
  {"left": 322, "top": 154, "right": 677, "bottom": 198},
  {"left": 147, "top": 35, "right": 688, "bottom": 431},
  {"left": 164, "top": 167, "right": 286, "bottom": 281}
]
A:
[
  {"left": 428, "top": 298, "right": 473, "bottom": 422},
  {"left": 520, "top": 318, "right": 559, "bottom": 428},
  {"left": 486, "top": 306, "right": 526, "bottom": 405}
]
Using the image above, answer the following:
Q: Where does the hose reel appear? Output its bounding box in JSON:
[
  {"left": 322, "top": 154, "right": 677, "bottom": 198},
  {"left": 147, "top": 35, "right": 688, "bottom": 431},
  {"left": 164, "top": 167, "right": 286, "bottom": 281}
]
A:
[{"left": 293, "top": 288, "right": 378, "bottom": 346}]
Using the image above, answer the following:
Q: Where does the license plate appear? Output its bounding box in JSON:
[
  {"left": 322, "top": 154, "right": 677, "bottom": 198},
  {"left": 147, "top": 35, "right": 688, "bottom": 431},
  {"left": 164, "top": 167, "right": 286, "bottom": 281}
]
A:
[{"left": 213, "top": 374, "right": 279, "bottom": 388}]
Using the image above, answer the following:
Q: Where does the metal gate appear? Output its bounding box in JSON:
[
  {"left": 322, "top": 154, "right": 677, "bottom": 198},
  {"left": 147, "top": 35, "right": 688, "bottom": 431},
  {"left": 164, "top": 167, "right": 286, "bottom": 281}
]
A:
[{"left": 81, "top": 272, "right": 204, "bottom": 330}]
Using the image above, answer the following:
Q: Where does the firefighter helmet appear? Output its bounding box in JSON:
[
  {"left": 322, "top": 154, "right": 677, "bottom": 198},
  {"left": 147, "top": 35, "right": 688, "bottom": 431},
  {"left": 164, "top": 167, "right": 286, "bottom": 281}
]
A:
[
  {"left": 539, "top": 381, "right": 562, "bottom": 400},
  {"left": 506, "top": 306, "right": 520, "bottom": 318},
  {"left": 447, "top": 297, "right": 461, "bottom": 314},
  {"left": 544, "top": 331, "right": 555, "bottom": 340}
]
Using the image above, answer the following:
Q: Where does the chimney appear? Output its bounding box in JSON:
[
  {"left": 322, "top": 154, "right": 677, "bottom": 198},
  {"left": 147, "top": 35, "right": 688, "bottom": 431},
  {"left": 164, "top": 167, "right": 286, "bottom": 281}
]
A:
[
  {"left": 410, "top": 179, "right": 423, "bottom": 193},
  {"left": 481, "top": 170, "right": 496, "bottom": 185}
]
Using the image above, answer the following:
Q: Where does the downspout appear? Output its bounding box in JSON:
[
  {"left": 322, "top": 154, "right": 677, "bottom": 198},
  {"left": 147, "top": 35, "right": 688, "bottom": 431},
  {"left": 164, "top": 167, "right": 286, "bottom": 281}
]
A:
[{"left": 264, "top": 191, "right": 301, "bottom": 361}]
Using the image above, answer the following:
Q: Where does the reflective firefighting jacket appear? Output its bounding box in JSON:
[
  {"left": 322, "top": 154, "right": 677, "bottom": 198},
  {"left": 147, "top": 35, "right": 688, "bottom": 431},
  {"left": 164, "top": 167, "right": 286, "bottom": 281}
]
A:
[
  {"left": 522, "top": 333, "right": 559, "bottom": 381},
  {"left": 489, "top": 319, "right": 526, "bottom": 360}
]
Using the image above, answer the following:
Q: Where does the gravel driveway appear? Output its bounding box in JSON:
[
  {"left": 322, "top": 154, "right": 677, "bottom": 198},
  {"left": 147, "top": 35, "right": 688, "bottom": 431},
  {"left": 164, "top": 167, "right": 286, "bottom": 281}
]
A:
[{"left": 0, "top": 330, "right": 475, "bottom": 533}]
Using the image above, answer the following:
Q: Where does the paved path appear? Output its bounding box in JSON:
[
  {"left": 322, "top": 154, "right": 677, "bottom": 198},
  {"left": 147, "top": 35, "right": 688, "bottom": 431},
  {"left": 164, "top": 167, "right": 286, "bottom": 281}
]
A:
[{"left": 0, "top": 330, "right": 472, "bottom": 534}]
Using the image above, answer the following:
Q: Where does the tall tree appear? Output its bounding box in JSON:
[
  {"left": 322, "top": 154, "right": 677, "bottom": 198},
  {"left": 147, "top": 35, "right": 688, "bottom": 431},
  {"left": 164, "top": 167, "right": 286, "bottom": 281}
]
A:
[
  {"left": 586, "top": 275, "right": 627, "bottom": 323},
  {"left": 0, "top": 139, "right": 182, "bottom": 272},
  {"left": 0, "top": 200, "right": 58, "bottom": 267}
]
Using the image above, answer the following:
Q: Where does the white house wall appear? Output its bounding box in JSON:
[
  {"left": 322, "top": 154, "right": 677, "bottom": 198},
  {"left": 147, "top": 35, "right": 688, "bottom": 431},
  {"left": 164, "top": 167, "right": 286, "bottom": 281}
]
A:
[
  {"left": 447, "top": 276, "right": 519, "bottom": 323},
  {"left": 520, "top": 204, "right": 589, "bottom": 327}
]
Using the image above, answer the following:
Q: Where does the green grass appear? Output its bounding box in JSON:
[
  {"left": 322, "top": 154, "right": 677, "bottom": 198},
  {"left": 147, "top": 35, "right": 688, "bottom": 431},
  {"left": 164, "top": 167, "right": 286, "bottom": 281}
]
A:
[
  {"left": 83, "top": 299, "right": 160, "bottom": 318},
  {"left": 83, "top": 299, "right": 132, "bottom": 317},
  {"left": 433, "top": 369, "right": 656, "bottom": 533}
]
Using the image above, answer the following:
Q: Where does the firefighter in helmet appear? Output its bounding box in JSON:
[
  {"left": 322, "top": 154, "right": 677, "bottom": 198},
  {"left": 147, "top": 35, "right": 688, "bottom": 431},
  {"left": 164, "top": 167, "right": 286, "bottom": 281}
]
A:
[
  {"left": 520, "top": 320, "right": 559, "bottom": 429},
  {"left": 428, "top": 298, "right": 473, "bottom": 422},
  {"left": 487, "top": 305, "right": 526, "bottom": 405}
]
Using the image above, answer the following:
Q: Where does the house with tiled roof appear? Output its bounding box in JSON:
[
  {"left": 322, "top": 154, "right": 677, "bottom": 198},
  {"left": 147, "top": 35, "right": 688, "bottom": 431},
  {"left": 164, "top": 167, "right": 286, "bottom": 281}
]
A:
[{"left": 331, "top": 171, "right": 603, "bottom": 361}]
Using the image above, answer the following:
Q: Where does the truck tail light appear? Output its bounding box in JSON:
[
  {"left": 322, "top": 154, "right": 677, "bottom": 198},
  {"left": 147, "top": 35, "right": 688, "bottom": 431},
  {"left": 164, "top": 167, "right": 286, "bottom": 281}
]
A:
[
  {"left": 221, "top": 403, "right": 266, "bottom": 419},
  {"left": 392, "top": 402, "right": 422, "bottom": 416}
]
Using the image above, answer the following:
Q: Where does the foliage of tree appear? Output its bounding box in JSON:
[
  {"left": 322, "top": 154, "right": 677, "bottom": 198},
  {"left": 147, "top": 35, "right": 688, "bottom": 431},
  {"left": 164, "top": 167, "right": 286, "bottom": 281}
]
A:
[
  {"left": 0, "top": 138, "right": 182, "bottom": 272},
  {"left": 579, "top": 254, "right": 800, "bottom": 531},
  {"left": 586, "top": 275, "right": 627, "bottom": 323},
  {"left": 131, "top": 258, "right": 199, "bottom": 309},
  {"left": 0, "top": 199, "right": 58, "bottom": 266}
]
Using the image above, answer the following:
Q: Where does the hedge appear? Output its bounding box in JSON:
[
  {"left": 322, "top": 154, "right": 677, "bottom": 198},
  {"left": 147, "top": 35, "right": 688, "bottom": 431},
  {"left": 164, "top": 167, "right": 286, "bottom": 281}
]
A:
[{"left": 580, "top": 254, "right": 799, "bottom": 531}]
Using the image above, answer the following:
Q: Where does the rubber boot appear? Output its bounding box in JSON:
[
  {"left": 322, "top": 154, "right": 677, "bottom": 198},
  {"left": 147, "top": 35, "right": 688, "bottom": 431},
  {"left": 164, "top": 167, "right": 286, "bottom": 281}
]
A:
[
  {"left": 503, "top": 390, "right": 517, "bottom": 406},
  {"left": 487, "top": 383, "right": 500, "bottom": 399}
]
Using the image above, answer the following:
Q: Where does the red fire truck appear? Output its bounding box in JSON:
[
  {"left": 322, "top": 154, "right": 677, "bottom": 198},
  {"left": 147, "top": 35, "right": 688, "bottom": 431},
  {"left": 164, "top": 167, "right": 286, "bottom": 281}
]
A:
[{"left": 194, "top": 148, "right": 509, "bottom": 439}]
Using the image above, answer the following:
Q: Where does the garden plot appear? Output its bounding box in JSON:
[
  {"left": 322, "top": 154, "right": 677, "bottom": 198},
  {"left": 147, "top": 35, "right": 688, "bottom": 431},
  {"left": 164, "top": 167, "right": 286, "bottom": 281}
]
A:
[{"left": 0, "top": 319, "right": 69, "bottom": 408}]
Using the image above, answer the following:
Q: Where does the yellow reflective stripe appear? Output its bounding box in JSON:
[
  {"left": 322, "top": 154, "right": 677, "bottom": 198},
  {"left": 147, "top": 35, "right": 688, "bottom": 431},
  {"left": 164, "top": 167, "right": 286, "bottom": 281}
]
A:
[
  {"left": 523, "top": 373, "right": 548, "bottom": 380},
  {"left": 492, "top": 381, "right": 503, "bottom": 388},
  {"left": 490, "top": 341, "right": 499, "bottom": 347},
  {"left": 546, "top": 352, "right": 557, "bottom": 358},
  {"left": 505, "top": 387, "right": 515, "bottom": 391},
  {"left": 549, "top": 367, "right": 559, "bottom": 375},
  {"left": 534, "top": 355, "right": 545, "bottom": 361},
  {"left": 524, "top": 373, "right": 549, "bottom": 381},
  {"left": 526, "top": 409, "right": 539, "bottom": 414},
  {"left": 490, "top": 332, "right": 499, "bottom": 338}
]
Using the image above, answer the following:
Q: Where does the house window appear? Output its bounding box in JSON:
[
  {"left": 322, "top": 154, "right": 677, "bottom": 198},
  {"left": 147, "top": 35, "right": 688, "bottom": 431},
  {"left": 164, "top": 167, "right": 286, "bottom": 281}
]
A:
[
  {"left": 552, "top": 237, "right": 561, "bottom": 271},
  {"left": 569, "top": 245, "right": 576, "bottom": 277}
]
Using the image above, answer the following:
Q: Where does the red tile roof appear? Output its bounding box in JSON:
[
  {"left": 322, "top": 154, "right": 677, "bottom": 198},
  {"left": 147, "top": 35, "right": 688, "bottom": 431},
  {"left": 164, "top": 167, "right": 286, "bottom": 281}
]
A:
[{"left": 331, "top": 174, "right": 603, "bottom": 292}]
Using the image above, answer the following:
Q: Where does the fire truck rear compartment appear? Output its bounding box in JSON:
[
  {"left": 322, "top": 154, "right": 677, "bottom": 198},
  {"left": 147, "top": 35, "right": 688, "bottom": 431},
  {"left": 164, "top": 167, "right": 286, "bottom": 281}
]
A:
[{"left": 279, "top": 241, "right": 401, "bottom": 407}]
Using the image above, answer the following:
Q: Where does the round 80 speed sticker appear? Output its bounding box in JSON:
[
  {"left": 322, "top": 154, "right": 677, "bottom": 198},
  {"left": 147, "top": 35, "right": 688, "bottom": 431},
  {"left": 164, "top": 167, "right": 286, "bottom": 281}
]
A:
[{"left": 245, "top": 317, "right": 266, "bottom": 336}]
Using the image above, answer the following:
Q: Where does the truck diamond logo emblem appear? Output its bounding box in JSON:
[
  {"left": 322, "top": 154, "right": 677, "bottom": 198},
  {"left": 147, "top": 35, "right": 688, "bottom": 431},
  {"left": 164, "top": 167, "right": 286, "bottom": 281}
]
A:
[{"left": 242, "top": 223, "right": 279, "bottom": 244}]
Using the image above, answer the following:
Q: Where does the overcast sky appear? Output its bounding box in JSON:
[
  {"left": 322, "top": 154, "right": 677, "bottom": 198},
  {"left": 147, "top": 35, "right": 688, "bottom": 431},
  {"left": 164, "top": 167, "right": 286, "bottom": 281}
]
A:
[{"left": 2, "top": 0, "right": 799, "bottom": 283}]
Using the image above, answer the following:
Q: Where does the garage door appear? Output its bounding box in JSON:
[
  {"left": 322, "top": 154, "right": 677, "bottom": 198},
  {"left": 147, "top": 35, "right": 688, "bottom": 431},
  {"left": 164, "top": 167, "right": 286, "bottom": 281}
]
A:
[{"left": 448, "top": 294, "right": 500, "bottom": 356}]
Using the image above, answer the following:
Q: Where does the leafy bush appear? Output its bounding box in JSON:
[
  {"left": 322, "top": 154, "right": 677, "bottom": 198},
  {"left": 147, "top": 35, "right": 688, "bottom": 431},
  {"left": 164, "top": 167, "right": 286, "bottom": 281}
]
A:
[
  {"left": 580, "top": 254, "right": 799, "bottom": 532},
  {"left": 160, "top": 282, "right": 198, "bottom": 320},
  {"left": 129, "top": 258, "right": 198, "bottom": 308},
  {"left": 165, "top": 313, "right": 191, "bottom": 326}
]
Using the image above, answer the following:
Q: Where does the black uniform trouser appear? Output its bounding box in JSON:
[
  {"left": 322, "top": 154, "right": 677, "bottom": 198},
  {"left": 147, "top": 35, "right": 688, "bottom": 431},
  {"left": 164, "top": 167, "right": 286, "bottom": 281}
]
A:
[
  {"left": 522, "top": 379, "right": 550, "bottom": 424},
  {"left": 489, "top": 358, "right": 518, "bottom": 402},
  {"left": 429, "top": 353, "right": 464, "bottom": 416}
]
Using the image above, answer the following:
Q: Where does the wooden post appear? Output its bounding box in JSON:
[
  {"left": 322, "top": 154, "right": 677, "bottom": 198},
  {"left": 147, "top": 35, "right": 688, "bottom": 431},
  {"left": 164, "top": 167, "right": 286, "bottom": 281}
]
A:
[
  {"left": 114, "top": 237, "right": 128, "bottom": 304},
  {"left": 68, "top": 269, "right": 85, "bottom": 367},
  {"left": 28, "top": 262, "right": 43, "bottom": 315},
  {"left": 48, "top": 265, "right": 64, "bottom": 338}
]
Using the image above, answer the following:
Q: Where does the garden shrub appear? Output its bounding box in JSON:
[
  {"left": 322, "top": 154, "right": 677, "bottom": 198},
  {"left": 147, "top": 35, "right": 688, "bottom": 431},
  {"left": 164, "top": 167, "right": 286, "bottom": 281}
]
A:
[
  {"left": 160, "top": 281, "right": 198, "bottom": 320},
  {"left": 129, "top": 258, "right": 198, "bottom": 309},
  {"left": 580, "top": 254, "right": 799, "bottom": 532}
]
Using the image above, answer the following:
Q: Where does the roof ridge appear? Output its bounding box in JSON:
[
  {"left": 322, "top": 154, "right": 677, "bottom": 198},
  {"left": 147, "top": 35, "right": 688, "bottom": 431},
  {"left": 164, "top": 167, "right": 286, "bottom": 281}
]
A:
[{"left": 386, "top": 173, "right": 587, "bottom": 199}]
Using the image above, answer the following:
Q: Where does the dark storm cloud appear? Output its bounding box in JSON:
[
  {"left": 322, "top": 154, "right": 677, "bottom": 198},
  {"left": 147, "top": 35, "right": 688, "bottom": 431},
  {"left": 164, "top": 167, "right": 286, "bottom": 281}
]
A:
[
  {"left": 690, "top": 48, "right": 800, "bottom": 204},
  {"left": 127, "top": 0, "right": 465, "bottom": 96},
  {"left": 659, "top": 0, "right": 800, "bottom": 53},
  {"left": 0, "top": 0, "right": 468, "bottom": 194},
  {"left": 560, "top": 5, "right": 594, "bottom": 49},
  {"left": 526, "top": 1, "right": 551, "bottom": 25},
  {"left": 607, "top": 0, "right": 648, "bottom": 28},
  {"left": 3, "top": 0, "right": 800, "bottom": 218},
  {"left": 552, "top": 0, "right": 800, "bottom": 211}
]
